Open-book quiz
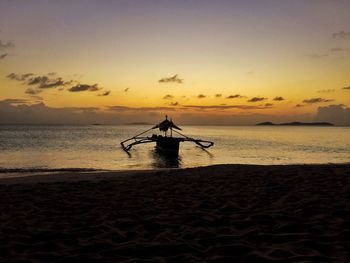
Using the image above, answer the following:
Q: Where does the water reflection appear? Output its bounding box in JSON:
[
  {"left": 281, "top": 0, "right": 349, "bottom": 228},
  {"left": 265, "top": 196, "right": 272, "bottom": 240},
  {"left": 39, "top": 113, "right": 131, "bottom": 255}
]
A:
[{"left": 150, "top": 149, "right": 182, "bottom": 168}]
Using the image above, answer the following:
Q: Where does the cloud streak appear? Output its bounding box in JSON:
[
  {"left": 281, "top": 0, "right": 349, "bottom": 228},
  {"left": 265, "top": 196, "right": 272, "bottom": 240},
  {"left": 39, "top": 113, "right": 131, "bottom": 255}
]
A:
[
  {"left": 98, "top": 90, "right": 111, "bottom": 96},
  {"left": 158, "top": 74, "right": 183, "bottom": 84},
  {"left": 226, "top": 94, "right": 245, "bottom": 99},
  {"left": 273, "top": 96, "right": 284, "bottom": 101},
  {"left": 247, "top": 97, "right": 267, "bottom": 102},
  {"left": 303, "top": 98, "right": 334, "bottom": 104},
  {"left": 184, "top": 104, "right": 272, "bottom": 110},
  {"left": 68, "top": 84, "right": 101, "bottom": 92}
]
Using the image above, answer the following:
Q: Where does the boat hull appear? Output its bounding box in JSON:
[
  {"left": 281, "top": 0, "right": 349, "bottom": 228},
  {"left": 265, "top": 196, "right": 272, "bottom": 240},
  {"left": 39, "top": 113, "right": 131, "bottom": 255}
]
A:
[{"left": 155, "top": 137, "right": 180, "bottom": 156}]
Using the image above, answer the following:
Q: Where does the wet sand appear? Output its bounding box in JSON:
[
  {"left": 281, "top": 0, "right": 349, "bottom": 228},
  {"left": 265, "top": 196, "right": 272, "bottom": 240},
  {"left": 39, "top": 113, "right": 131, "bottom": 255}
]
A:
[{"left": 1, "top": 164, "right": 350, "bottom": 262}]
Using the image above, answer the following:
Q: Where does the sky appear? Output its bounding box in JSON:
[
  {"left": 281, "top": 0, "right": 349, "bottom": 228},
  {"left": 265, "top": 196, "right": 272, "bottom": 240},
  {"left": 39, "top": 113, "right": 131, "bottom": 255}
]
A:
[{"left": 0, "top": 0, "right": 349, "bottom": 125}]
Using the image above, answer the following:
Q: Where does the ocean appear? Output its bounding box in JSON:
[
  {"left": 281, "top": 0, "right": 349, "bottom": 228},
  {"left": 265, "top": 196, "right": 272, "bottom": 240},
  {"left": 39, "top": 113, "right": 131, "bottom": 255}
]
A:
[{"left": 0, "top": 125, "right": 349, "bottom": 175}]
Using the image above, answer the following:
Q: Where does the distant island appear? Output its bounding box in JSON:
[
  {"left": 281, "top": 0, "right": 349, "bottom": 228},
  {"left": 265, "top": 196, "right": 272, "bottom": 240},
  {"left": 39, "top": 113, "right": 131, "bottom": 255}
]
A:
[{"left": 256, "top": 122, "right": 334, "bottom": 126}]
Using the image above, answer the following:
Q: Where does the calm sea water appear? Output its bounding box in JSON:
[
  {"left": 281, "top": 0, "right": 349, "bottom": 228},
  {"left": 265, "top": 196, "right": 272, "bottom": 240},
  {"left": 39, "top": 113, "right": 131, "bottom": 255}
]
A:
[{"left": 0, "top": 125, "right": 349, "bottom": 174}]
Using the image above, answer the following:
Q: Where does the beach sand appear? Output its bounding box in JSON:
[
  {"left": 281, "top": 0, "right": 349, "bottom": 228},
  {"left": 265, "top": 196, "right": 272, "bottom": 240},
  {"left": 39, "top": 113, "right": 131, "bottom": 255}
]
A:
[{"left": 1, "top": 164, "right": 350, "bottom": 262}]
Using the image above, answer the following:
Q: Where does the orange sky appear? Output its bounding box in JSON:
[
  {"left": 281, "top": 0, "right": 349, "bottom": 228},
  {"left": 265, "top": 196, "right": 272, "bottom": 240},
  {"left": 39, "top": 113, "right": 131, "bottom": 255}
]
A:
[{"left": 0, "top": 1, "right": 349, "bottom": 124}]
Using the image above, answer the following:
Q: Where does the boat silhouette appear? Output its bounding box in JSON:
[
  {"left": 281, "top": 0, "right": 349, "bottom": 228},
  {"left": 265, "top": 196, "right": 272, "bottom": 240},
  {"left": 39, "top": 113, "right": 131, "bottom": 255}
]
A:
[{"left": 121, "top": 116, "right": 214, "bottom": 156}]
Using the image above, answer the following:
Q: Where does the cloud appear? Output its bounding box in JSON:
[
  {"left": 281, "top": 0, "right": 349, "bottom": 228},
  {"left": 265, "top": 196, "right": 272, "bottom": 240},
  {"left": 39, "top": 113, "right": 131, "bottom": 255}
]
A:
[
  {"left": 303, "top": 98, "right": 334, "bottom": 104},
  {"left": 226, "top": 94, "right": 245, "bottom": 99},
  {"left": 197, "top": 94, "right": 206, "bottom": 99},
  {"left": 0, "top": 40, "right": 15, "bottom": 50},
  {"left": 295, "top": 104, "right": 304, "bottom": 107},
  {"left": 68, "top": 84, "right": 101, "bottom": 92},
  {"left": 247, "top": 97, "right": 267, "bottom": 102},
  {"left": 0, "top": 53, "right": 8, "bottom": 60},
  {"left": 0, "top": 99, "right": 106, "bottom": 124},
  {"left": 307, "top": 53, "right": 329, "bottom": 59},
  {"left": 343, "top": 86, "right": 350, "bottom": 90},
  {"left": 158, "top": 74, "right": 183, "bottom": 84},
  {"left": 330, "top": 47, "right": 345, "bottom": 52},
  {"left": 7, "top": 73, "right": 34, "bottom": 81},
  {"left": 265, "top": 103, "right": 273, "bottom": 107},
  {"left": 124, "top": 88, "right": 130, "bottom": 92},
  {"left": 332, "top": 31, "right": 350, "bottom": 39},
  {"left": 184, "top": 104, "right": 272, "bottom": 110},
  {"left": 0, "top": 99, "right": 314, "bottom": 125},
  {"left": 47, "top": 72, "right": 56, "bottom": 76},
  {"left": 1, "top": 99, "right": 28, "bottom": 105},
  {"left": 316, "top": 104, "right": 350, "bottom": 125},
  {"left": 215, "top": 94, "right": 222, "bottom": 98},
  {"left": 28, "top": 76, "right": 66, "bottom": 89},
  {"left": 25, "top": 88, "right": 42, "bottom": 95},
  {"left": 163, "top": 94, "right": 174, "bottom": 100},
  {"left": 107, "top": 105, "right": 175, "bottom": 111},
  {"left": 7, "top": 73, "right": 73, "bottom": 91},
  {"left": 98, "top": 90, "right": 111, "bottom": 96},
  {"left": 170, "top": 102, "right": 179, "bottom": 106},
  {"left": 273, "top": 96, "right": 284, "bottom": 101},
  {"left": 317, "top": 89, "right": 335, "bottom": 93}
]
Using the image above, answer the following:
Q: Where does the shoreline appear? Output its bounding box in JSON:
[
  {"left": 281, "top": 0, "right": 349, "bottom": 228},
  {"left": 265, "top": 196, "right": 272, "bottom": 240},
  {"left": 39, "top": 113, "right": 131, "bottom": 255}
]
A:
[
  {"left": 0, "top": 163, "right": 349, "bottom": 184},
  {"left": 1, "top": 164, "right": 350, "bottom": 262}
]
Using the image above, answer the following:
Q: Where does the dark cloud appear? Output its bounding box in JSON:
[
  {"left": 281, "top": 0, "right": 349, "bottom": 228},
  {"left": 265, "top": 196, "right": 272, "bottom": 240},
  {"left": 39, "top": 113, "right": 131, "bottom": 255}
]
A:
[
  {"left": 28, "top": 76, "right": 66, "bottom": 89},
  {"left": 98, "top": 90, "right": 111, "bottom": 96},
  {"left": 318, "top": 89, "right": 335, "bottom": 93},
  {"left": 343, "top": 86, "right": 350, "bottom": 90},
  {"left": 7, "top": 73, "right": 70, "bottom": 90},
  {"left": 163, "top": 94, "right": 174, "bottom": 100},
  {"left": 226, "top": 94, "right": 244, "bottom": 99},
  {"left": 265, "top": 103, "right": 273, "bottom": 107},
  {"left": 0, "top": 99, "right": 106, "bottom": 124},
  {"left": 158, "top": 74, "right": 183, "bottom": 84},
  {"left": 332, "top": 31, "right": 350, "bottom": 39},
  {"left": 316, "top": 104, "right": 350, "bottom": 125},
  {"left": 25, "top": 88, "right": 42, "bottom": 95},
  {"left": 124, "top": 88, "right": 130, "bottom": 92},
  {"left": 247, "top": 97, "right": 267, "bottom": 102},
  {"left": 197, "top": 94, "right": 206, "bottom": 99},
  {"left": 68, "top": 84, "right": 100, "bottom": 92},
  {"left": 215, "top": 94, "right": 222, "bottom": 98},
  {"left": 273, "top": 96, "right": 284, "bottom": 101},
  {"left": 295, "top": 104, "right": 305, "bottom": 108},
  {"left": 303, "top": 98, "right": 334, "bottom": 104},
  {"left": 170, "top": 102, "right": 179, "bottom": 106},
  {"left": 0, "top": 40, "right": 15, "bottom": 50},
  {"left": 0, "top": 53, "right": 8, "bottom": 60}
]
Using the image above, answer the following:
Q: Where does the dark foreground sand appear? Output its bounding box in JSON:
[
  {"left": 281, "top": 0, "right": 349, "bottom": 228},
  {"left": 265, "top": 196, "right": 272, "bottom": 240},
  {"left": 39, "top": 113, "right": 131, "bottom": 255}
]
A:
[{"left": 1, "top": 164, "right": 350, "bottom": 263}]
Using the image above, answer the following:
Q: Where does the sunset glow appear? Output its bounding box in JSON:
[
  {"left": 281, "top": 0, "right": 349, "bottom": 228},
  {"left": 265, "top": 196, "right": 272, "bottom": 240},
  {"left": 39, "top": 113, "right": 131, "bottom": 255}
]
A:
[{"left": 1, "top": 0, "right": 349, "bottom": 125}]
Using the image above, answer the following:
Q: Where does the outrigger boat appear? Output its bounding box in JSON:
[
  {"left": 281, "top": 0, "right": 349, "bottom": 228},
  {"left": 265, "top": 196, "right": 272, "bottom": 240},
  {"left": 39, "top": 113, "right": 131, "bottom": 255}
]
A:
[{"left": 121, "top": 116, "right": 214, "bottom": 156}]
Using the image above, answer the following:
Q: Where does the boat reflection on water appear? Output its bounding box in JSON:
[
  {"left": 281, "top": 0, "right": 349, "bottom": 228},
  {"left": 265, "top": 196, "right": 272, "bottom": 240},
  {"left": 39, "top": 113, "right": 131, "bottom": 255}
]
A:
[{"left": 150, "top": 149, "right": 182, "bottom": 168}]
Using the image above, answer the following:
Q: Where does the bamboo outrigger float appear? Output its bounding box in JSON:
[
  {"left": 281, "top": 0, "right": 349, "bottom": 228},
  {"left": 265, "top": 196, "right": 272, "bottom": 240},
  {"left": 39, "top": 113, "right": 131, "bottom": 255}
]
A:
[{"left": 121, "top": 116, "right": 214, "bottom": 156}]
